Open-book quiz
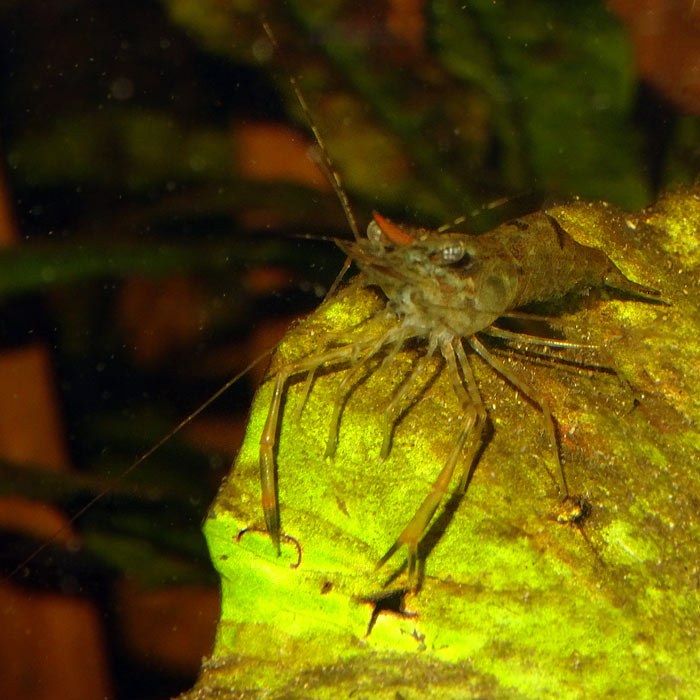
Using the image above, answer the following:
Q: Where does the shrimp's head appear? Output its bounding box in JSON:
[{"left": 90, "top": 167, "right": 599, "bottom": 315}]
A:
[{"left": 336, "top": 213, "right": 520, "bottom": 337}]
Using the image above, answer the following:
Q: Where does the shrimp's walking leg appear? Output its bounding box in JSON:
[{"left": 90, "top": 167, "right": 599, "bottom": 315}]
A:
[
  {"left": 484, "top": 325, "right": 636, "bottom": 392},
  {"left": 380, "top": 340, "right": 438, "bottom": 459},
  {"left": 453, "top": 340, "right": 487, "bottom": 492},
  {"left": 259, "top": 371, "right": 286, "bottom": 550},
  {"left": 483, "top": 326, "right": 596, "bottom": 350},
  {"left": 292, "top": 367, "right": 317, "bottom": 423},
  {"left": 325, "top": 328, "right": 403, "bottom": 458},
  {"left": 485, "top": 324, "right": 638, "bottom": 393},
  {"left": 259, "top": 343, "right": 366, "bottom": 553},
  {"left": 468, "top": 336, "right": 568, "bottom": 499},
  {"left": 378, "top": 339, "right": 483, "bottom": 588}
]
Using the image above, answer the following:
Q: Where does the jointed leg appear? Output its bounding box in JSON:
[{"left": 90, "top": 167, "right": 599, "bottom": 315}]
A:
[
  {"left": 380, "top": 339, "right": 438, "bottom": 459},
  {"left": 485, "top": 324, "right": 638, "bottom": 402},
  {"left": 292, "top": 366, "right": 317, "bottom": 423},
  {"left": 483, "top": 326, "right": 596, "bottom": 350},
  {"left": 378, "top": 338, "right": 483, "bottom": 587},
  {"left": 453, "top": 340, "right": 487, "bottom": 492},
  {"left": 325, "top": 328, "right": 405, "bottom": 458},
  {"left": 468, "top": 336, "right": 568, "bottom": 498},
  {"left": 260, "top": 370, "right": 286, "bottom": 550},
  {"left": 259, "top": 341, "right": 376, "bottom": 553}
]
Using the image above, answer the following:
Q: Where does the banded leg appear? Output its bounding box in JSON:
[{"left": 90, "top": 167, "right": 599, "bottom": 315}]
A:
[
  {"left": 260, "top": 341, "right": 378, "bottom": 552},
  {"left": 378, "top": 338, "right": 483, "bottom": 587},
  {"left": 468, "top": 335, "right": 568, "bottom": 498}
]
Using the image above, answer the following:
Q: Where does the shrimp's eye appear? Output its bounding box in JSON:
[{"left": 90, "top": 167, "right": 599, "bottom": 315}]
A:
[
  {"left": 440, "top": 240, "right": 468, "bottom": 264},
  {"left": 366, "top": 220, "right": 384, "bottom": 244}
]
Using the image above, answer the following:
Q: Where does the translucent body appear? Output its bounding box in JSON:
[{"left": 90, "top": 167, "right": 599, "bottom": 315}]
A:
[{"left": 258, "top": 210, "right": 659, "bottom": 587}]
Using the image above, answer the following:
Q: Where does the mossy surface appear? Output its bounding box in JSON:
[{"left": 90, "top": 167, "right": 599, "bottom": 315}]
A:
[{"left": 184, "top": 189, "right": 700, "bottom": 699}]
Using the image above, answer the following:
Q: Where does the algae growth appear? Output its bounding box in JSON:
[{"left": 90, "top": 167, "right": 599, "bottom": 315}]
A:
[{"left": 182, "top": 189, "right": 700, "bottom": 699}]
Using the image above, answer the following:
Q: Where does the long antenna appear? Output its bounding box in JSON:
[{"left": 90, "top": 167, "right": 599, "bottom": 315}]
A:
[
  {"left": 4, "top": 350, "right": 272, "bottom": 582},
  {"left": 8, "top": 21, "right": 363, "bottom": 583},
  {"left": 261, "top": 20, "right": 361, "bottom": 243}
]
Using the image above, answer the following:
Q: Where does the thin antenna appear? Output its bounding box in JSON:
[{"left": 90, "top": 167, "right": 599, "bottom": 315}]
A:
[
  {"left": 437, "top": 192, "right": 540, "bottom": 233},
  {"left": 4, "top": 350, "right": 273, "bottom": 583},
  {"left": 8, "top": 22, "right": 365, "bottom": 583},
  {"left": 261, "top": 20, "right": 361, "bottom": 243}
]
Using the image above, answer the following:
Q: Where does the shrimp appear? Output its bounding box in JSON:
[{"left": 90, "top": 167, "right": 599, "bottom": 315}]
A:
[
  {"left": 257, "top": 206, "right": 661, "bottom": 585},
  {"left": 250, "top": 21, "right": 663, "bottom": 588}
]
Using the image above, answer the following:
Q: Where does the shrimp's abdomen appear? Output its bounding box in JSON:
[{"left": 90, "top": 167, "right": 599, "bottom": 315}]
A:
[{"left": 486, "top": 212, "right": 616, "bottom": 308}]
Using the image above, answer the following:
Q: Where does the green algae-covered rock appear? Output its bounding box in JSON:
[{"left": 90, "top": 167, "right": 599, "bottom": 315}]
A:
[{"left": 183, "top": 189, "right": 700, "bottom": 699}]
